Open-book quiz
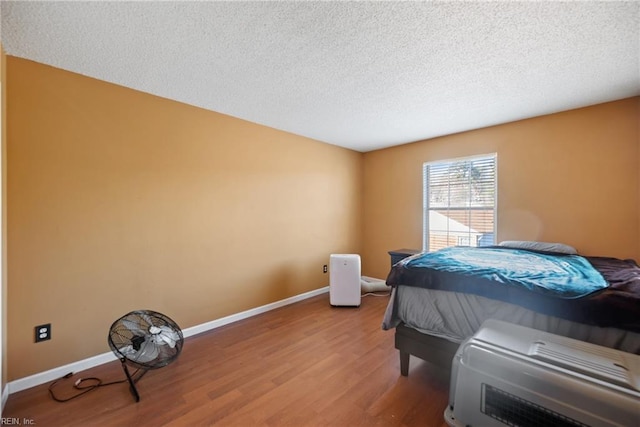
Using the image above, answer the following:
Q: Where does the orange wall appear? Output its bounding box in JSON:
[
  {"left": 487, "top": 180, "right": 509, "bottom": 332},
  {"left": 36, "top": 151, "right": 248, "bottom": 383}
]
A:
[
  {"left": 6, "top": 54, "right": 640, "bottom": 381},
  {"left": 6, "top": 57, "right": 363, "bottom": 379},
  {"left": 362, "top": 98, "right": 640, "bottom": 279}
]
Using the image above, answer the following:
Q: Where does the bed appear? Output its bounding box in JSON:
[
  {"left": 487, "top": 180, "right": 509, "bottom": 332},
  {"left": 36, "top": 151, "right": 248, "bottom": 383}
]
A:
[{"left": 382, "top": 242, "right": 640, "bottom": 376}]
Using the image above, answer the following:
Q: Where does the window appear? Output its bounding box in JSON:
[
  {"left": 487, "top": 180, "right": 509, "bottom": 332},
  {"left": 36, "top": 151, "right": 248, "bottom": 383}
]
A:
[{"left": 423, "top": 154, "right": 497, "bottom": 252}]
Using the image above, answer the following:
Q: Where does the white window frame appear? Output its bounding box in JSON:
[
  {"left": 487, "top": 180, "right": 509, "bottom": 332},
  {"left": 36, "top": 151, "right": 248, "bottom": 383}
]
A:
[{"left": 422, "top": 153, "right": 497, "bottom": 252}]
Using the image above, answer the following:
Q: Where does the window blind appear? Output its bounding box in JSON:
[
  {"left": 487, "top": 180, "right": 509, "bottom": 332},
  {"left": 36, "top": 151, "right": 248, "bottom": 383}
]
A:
[{"left": 423, "top": 154, "right": 497, "bottom": 251}]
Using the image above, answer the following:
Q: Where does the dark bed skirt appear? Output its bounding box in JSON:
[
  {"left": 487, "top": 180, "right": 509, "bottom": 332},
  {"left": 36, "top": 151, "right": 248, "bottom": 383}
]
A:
[{"left": 395, "top": 323, "right": 461, "bottom": 376}]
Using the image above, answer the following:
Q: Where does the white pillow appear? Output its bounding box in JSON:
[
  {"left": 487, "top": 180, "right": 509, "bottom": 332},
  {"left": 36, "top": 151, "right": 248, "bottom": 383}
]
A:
[{"left": 498, "top": 240, "right": 578, "bottom": 255}]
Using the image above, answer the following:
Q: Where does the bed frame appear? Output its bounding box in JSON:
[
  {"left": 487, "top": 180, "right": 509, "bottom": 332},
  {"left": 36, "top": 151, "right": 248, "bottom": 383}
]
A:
[
  {"left": 395, "top": 323, "right": 460, "bottom": 375},
  {"left": 387, "top": 250, "right": 465, "bottom": 375}
]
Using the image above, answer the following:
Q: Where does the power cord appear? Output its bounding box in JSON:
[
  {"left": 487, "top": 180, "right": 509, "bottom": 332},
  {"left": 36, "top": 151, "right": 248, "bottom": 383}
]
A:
[{"left": 48, "top": 371, "right": 138, "bottom": 402}]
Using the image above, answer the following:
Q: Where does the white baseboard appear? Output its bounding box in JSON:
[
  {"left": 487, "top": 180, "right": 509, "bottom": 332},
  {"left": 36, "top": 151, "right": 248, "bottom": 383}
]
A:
[
  {"left": 8, "top": 352, "right": 119, "bottom": 395},
  {"left": 181, "top": 286, "right": 328, "bottom": 338},
  {"left": 7, "top": 286, "right": 329, "bottom": 395}
]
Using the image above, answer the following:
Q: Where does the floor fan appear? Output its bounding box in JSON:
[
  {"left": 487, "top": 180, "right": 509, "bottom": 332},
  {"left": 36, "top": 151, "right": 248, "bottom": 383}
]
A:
[{"left": 108, "top": 310, "right": 184, "bottom": 402}]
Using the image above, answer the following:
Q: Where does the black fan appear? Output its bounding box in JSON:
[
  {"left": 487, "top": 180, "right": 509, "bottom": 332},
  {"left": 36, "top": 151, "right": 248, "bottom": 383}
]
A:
[{"left": 108, "top": 310, "right": 184, "bottom": 402}]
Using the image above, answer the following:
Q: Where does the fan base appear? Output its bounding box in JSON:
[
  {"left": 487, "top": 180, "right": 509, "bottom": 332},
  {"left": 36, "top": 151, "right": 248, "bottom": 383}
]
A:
[{"left": 120, "top": 359, "right": 149, "bottom": 402}]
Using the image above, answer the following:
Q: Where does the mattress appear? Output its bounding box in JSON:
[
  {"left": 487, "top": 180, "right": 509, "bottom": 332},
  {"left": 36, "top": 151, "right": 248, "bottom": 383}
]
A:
[
  {"left": 387, "top": 249, "right": 640, "bottom": 332},
  {"left": 382, "top": 285, "right": 640, "bottom": 355}
]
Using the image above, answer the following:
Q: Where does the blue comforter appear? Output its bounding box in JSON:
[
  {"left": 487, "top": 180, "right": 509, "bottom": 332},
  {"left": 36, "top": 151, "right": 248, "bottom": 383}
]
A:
[
  {"left": 402, "top": 247, "right": 607, "bottom": 298},
  {"left": 387, "top": 247, "right": 640, "bottom": 332}
]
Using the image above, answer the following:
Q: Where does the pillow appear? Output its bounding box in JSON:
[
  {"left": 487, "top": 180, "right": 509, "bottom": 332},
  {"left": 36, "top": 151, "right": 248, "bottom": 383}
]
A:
[{"left": 498, "top": 240, "right": 578, "bottom": 255}]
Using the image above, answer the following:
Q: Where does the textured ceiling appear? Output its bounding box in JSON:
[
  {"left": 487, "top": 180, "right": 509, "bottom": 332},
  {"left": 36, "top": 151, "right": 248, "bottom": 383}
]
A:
[{"left": 1, "top": 1, "right": 639, "bottom": 152}]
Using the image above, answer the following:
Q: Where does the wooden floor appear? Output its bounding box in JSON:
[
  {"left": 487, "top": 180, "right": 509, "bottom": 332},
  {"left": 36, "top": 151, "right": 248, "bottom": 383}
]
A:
[{"left": 4, "top": 292, "right": 450, "bottom": 426}]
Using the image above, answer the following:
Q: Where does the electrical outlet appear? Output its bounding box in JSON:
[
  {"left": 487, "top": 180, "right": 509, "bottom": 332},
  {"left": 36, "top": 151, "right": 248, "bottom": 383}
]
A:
[
  {"left": 323, "top": 264, "right": 328, "bottom": 273},
  {"left": 35, "top": 323, "right": 51, "bottom": 343}
]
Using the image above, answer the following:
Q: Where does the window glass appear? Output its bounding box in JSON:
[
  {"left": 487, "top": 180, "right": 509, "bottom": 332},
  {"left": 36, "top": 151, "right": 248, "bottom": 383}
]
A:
[{"left": 423, "top": 154, "right": 497, "bottom": 251}]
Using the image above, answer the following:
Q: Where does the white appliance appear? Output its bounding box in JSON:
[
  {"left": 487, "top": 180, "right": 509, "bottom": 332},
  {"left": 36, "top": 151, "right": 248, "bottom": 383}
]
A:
[
  {"left": 329, "top": 254, "right": 361, "bottom": 307},
  {"left": 445, "top": 319, "right": 640, "bottom": 427}
]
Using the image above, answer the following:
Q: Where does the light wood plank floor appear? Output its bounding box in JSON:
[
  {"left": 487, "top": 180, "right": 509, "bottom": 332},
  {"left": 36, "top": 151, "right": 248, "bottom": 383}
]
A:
[{"left": 4, "top": 292, "right": 450, "bottom": 426}]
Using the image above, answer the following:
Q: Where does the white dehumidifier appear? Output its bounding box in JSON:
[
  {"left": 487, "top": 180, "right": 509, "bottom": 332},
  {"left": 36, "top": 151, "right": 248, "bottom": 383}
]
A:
[
  {"left": 329, "top": 254, "right": 361, "bottom": 307},
  {"left": 445, "top": 319, "right": 640, "bottom": 427}
]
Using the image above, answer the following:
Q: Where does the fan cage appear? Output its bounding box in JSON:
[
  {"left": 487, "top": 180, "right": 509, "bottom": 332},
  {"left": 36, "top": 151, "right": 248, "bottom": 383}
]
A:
[{"left": 108, "top": 310, "right": 184, "bottom": 370}]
